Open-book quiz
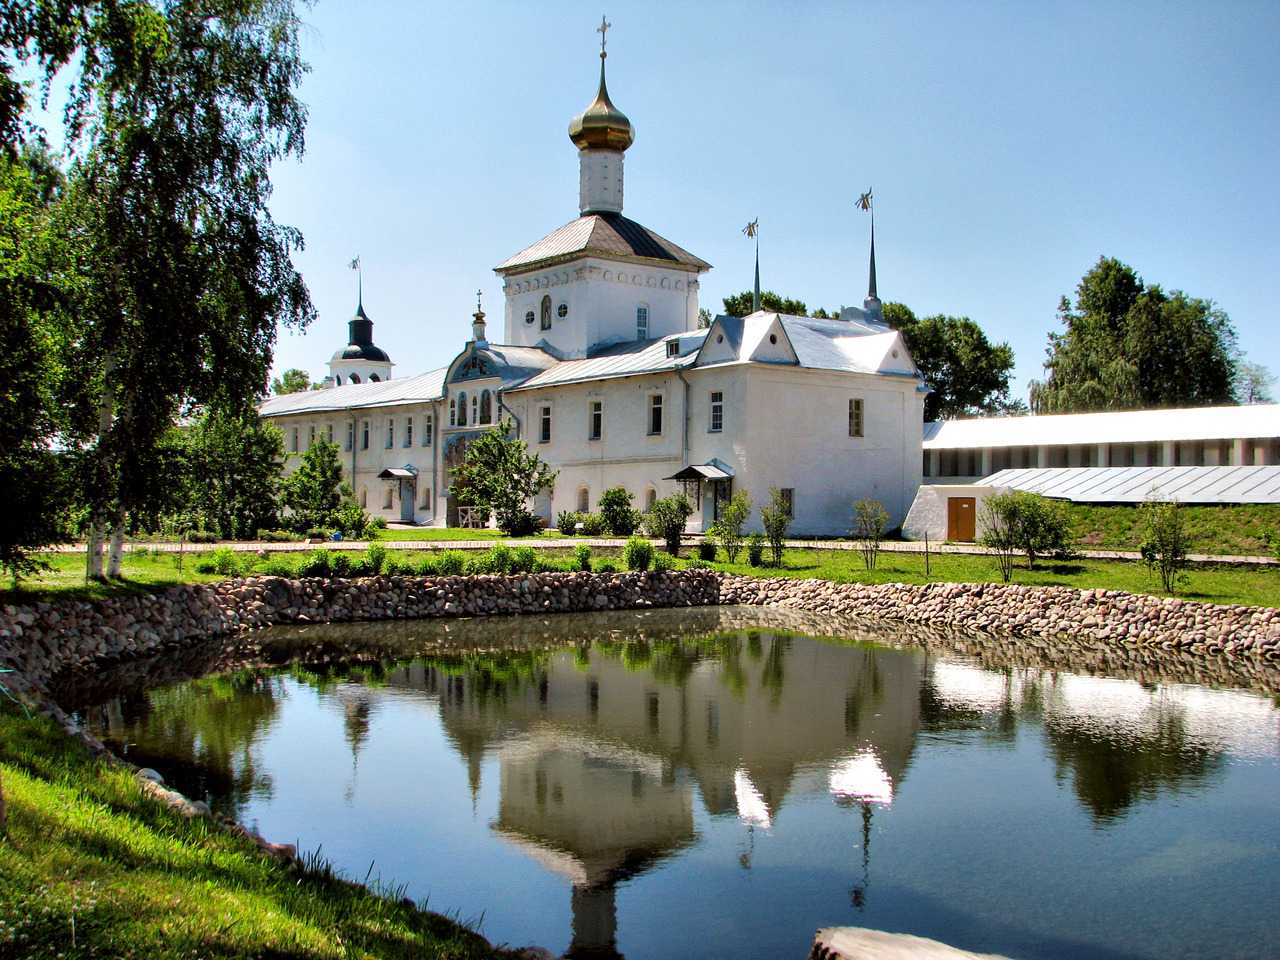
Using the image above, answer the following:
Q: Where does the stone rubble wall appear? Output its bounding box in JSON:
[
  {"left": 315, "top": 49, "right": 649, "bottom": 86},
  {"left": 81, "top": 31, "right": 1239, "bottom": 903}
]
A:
[
  {"left": 0, "top": 570, "right": 722, "bottom": 691},
  {"left": 719, "top": 575, "right": 1280, "bottom": 661}
]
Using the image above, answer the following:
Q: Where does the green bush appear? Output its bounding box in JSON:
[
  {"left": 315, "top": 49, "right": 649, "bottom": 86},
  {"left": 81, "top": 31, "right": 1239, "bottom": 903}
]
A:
[
  {"left": 643, "top": 494, "right": 694, "bottom": 555},
  {"left": 331, "top": 553, "right": 352, "bottom": 577},
  {"left": 510, "top": 545, "right": 538, "bottom": 573},
  {"left": 594, "top": 559, "right": 618, "bottom": 573},
  {"left": 369, "top": 516, "right": 387, "bottom": 530},
  {"left": 709, "top": 491, "right": 752, "bottom": 562},
  {"left": 579, "top": 513, "right": 607, "bottom": 536},
  {"left": 335, "top": 499, "right": 372, "bottom": 540},
  {"left": 256, "top": 557, "right": 298, "bottom": 577},
  {"left": 747, "top": 532, "right": 765, "bottom": 567},
  {"left": 435, "top": 550, "right": 466, "bottom": 576},
  {"left": 346, "top": 557, "right": 372, "bottom": 578},
  {"left": 466, "top": 543, "right": 513, "bottom": 575},
  {"left": 298, "top": 549, "right": 332, "bottom": 578},
  {"left": 187, "top": 530, "right": 218, "bottom": 544},
  {"left": 256, "top": 528, "right": 300, "bottom": 543},
  {"left": 304, "top": 527, "right": 329, "bottom": 541},
  {"left": 1140, "top": 496, "right": 1190, "bottom": 594},
  {"left": 574, "top": 544, "right": 592, "bottom": 571},
  {"left": 599, "top": 487, "right": 641, "bottom": 536},
  {"left": 211, "top": 547, "right": 241, "bottom": 576},
  {"left": 652, "top": 552, "right": 675, "bottom": 572},
  {"left": 534, "top": 555, "right": 570, "bottom": 573},
  {"left": 382, "top": 556, "right": 411, "bottom": 576},
  {"left": 687, "top": 559, "right": 712, "bottom": 570},
  {"left": 415, "top": 554, "right": 439, "bottom": 576},
  {"left": 760, "top": 488, "right": 792, "bottom": 566},
  {"left": 557, "top": 511, "right": 582, "bottom": 536},
  {"left": 697, "top": 540, "right": 717, "bottom": 562},
  {"left": 363, "top": 542, "right": 388, "bottom": 575},
  {"left": 851, "top": 498, "right": 890, "bottom": 571},
  {"left": 623, "top": 535, "right": 654, "bottom": 571}
]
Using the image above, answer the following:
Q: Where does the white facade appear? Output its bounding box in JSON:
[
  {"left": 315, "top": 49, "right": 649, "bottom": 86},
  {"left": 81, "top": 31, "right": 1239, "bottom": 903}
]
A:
[
  {"left": 260, "top": 47, "right": 926, "bottom": 536},
  {"left": 901, "top": 483, "right": 1006, "bottom": 543}
]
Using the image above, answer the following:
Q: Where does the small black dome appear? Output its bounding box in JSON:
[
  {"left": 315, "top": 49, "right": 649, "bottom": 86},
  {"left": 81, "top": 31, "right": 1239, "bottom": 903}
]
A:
[{"left": 334, "top": 343, "right": 391, "bottom": 362}]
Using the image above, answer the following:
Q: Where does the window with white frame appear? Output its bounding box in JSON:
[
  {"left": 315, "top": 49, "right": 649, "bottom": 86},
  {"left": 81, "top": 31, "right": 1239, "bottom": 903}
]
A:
[
  {"left": 424, "top": 413, "right": 433, "bottom": 446},
  {"left": 709, "top": 391, "right": 723, "bottom": 432},
  {"left": 589, "top": 400, "right": 603, "bottom": 440},
  {"left": 666, "top": 340, "right": 679, "bottom": 357},
  {"left": 648, "top": 394, "right": 663, "bottom": 435},
  {"left": 385, "top": 418, "right": 394, "bottom": 449},
  {"left": 345, "top": 421, "right": 354, "bottom": 452},
  {"left": 636, "top": 304, "right": 649, "bottom": 340},
  {"left": 539, "top": 405, "right": 552, "bottom": 444},
  {"left": 404, "top": 416, "right": 414, "bottom": 447},
  {"left": 779, "top": 487, "right": 794, "bottom": 519},
  {"left": 849, "top": 398, "right": 864, "bottom": 438},
  {"left": 361, "top": 420, "right": 370, "bottom": 450}
]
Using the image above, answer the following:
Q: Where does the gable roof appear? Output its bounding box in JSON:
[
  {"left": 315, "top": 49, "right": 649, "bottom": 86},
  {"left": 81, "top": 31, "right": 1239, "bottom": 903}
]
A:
[
  {"left": 697, "top": 312, "right": 921, "bottom": 379},
  {"left": 495, "top": 212, "right": 711, "bottom": 274},
  {"left": 507, "top": 333, "right": 703, "bottom": 392}
]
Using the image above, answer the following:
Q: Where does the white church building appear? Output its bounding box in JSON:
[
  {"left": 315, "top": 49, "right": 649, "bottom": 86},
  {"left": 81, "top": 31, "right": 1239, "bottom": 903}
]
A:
[{"left": 259, "top": 38, "right": 926, "bottom": 536}]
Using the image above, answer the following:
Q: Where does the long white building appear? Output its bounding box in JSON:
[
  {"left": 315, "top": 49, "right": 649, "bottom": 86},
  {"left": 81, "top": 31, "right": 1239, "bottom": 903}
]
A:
[{"left": 260, "top": 41, "right": 926, "bottom": 536}]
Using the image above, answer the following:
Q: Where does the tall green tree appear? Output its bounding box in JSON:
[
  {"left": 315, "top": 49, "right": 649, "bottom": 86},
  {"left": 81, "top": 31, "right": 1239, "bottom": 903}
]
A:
[
  {"left": 0, "top": 147, "right": 73, "bottom": 580},
  {"left": 186, "top": 410, "right": 285, "bottom": 538},
  {"left": 1234, "top": 361, "right": 1274, "bottom": 404},
  {"left": 271, "top": 368, "right": 312, "bottom": 394},
  {"left": 1030, "top": 256, "right": 1237, "bottom": 414},
  {"left": 882, "top": 302, "right": 1016, "bottom": 421},
  {"left": 451, "top": 423, "right": 557, "bottom": 536},
  {"left": 39, "top": 1, "right": 315, "bottom": 578},
  {"left": 722, "top": 290, "right": 811, "bottom": 317},
  {"left": 282, "top": 438, "right": 344, "bottom": 534}
]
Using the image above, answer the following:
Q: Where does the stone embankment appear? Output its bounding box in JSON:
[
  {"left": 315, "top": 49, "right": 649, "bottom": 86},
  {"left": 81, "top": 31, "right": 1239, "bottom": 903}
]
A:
[
  {"left": 721, "top": 575, "right": 1280, "bottom": 661},
  {"left": 0, "top": 570, "right": 720, "bottom": 690}
]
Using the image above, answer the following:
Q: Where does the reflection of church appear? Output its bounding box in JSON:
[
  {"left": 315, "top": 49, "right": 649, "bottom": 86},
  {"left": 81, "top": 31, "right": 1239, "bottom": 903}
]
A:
[{"left": 388, "top": 635, "right": 924, "bottom": 958}]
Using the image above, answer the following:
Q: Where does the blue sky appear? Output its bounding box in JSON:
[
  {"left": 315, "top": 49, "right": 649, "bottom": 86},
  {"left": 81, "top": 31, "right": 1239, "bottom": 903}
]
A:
[{"left": 263, "top": 0, "right": 1279, "bottom": 403}]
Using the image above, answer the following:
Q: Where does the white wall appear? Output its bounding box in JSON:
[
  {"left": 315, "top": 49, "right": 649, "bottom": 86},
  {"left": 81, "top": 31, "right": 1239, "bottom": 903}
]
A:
[
  {"left": 501, "top": 257, "right": 701, "bottom": 358},
  {"left": 901, "top": 484, "right": 1006, "bottom": 542}
]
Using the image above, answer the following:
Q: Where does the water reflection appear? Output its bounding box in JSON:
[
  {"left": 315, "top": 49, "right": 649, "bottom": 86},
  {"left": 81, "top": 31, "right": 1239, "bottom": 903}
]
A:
[{"left": 69, "top": 608, "right": 1280, "bottom": 960}]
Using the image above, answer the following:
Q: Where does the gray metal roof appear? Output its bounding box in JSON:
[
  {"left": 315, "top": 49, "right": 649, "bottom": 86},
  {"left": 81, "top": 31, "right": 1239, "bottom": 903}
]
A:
[
  {"left": 925, "top": 403, "right": 1280, "bottom": 449},
  {"left": 495, "top": 212, "right": 711, "bottom": 274},
  {"left": 981, "top": 465, "right": 1280, "bottom": 504},
  {"left": 259, "top": 367, "right": 447, "bottom": 417},
  {"left": 507, "top": 334, "right": 700, "bottom": 392}
]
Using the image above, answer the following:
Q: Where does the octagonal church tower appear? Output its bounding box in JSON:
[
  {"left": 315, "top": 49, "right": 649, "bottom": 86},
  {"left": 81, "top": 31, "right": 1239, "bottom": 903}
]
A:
[{"left": 494, "top": 30, "right": 710, "bottom": 359}]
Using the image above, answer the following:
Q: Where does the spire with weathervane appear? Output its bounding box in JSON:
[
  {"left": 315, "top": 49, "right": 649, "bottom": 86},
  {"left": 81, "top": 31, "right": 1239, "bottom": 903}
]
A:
[
  {"left": 857, "top": 190, "right": 883, "bottom": 322},
  {"left": 569, "top": 16, "right": 634, "bottom": 216},
  {"left": 743, "top": 218, "right": 760, "bottom": 313}
]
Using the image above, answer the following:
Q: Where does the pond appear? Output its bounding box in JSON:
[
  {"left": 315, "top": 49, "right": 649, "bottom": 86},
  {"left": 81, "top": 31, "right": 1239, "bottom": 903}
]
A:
[{"left": 65, "top": 607, "right": 1280, "bottom": 960}]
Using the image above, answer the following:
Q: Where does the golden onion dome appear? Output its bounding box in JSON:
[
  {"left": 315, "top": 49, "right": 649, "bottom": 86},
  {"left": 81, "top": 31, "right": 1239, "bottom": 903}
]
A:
[{"left": 568, "top": 54, "right": 634, "bottom": 152}]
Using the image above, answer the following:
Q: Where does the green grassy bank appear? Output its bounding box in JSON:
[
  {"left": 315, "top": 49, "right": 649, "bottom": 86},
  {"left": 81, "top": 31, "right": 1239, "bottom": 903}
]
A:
[
  {"left": 0, "top": 705, "right": 503, "bottom": 959},
  {"left": 1066, "top": 502, "right": 1280, "bottom": 555},
  {"left": 7, "top": 542, "right": 1278, "bottom": 608}
]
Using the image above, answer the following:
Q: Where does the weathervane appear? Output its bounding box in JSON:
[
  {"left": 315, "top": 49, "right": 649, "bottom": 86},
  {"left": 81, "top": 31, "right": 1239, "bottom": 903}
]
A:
[
  {"left": 348, "top": 255, "right": 363, "bottom": 306},
  {"left": 597, "top": 14, "right": 611, "bottom": 56}
]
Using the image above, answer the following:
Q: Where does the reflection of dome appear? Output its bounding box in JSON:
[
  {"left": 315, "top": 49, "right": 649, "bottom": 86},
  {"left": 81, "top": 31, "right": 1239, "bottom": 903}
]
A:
[{"left": 568, "top": 54, "right": 634, "bottom": 152}]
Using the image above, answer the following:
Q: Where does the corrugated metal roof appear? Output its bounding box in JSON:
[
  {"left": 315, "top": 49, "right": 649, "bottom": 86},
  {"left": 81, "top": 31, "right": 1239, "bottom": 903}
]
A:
[
  {"left": 778, "top": 315, "right": 911, "bottom": 376},
  {"left": 259, "top": 368, "right": 447, "bottom": 416},
  {"left": 495, "top": 212, "right": 710, "bottom": 273},
  {"left": 925, "top": 403, "right": 1280, "bottom": 449},
  {"left": 981, "top": 465, "right": 1280, "bottom": 504},
  {"left": 508, "top": 334, "right": 699, "bottom": 391}
]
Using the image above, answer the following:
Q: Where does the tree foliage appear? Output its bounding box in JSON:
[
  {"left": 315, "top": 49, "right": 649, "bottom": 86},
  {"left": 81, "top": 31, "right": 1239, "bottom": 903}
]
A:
[
  {"left": 185, "top": 410, "right": 284, "bottom": 539},
  {"left": 1140, "top": 496, "right": 1190, "bottom": 594},
  {"left": 851, "top": 498, "right": 889, "bottom": 571},
  {"left": 643, "top": 494, "right": 693, "bottom": 555},
  {"left": 282, "top": 439, "right": 345, "bottom": 534},
  {"left": 450, "top": 423, "right": 556, "bottom": 536},
  {"left": 709, "top": 491, "right": 752, "bottom": 563},
  {"left": 1030, "top": 257, "right": 1237, "bottom": 413},
  {"left": 760, "top": 488, "right": 792, "bottom": 566},
  {"left": 1234, "top": 361, "right": 1274, "bottom": 405},
  {"left": 882, "top": 302, "right": 1016, "bottom": 421},
  {"left": 271, "top": 368, "right": 312, "bottom": 395},
  {"left": 722, "top": 290, "right": 811, "bottom": 317},
  {"left": 598, "top": 486, "right": 641, "bottom": 536}
]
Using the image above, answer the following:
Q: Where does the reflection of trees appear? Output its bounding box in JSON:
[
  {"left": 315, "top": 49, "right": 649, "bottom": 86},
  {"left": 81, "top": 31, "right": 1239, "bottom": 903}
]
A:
[
  {"left": 100, "top": 670, "right": 281, "bottom": 819},
  {"left": 1045, "top": 711, "right": 1224, "bottom": 823}
]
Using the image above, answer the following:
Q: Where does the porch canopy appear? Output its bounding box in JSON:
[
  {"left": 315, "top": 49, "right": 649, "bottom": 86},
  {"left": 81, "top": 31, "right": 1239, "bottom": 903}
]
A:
[
  {"left": 377, "top": 467, "right": 417, "bottom": 480},
  {"left": 664, "top": 463, "right": 733, "bottom": 482}
]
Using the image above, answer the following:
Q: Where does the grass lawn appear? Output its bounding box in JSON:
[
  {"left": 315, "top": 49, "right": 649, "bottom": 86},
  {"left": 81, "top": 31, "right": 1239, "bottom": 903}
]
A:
[
  {"left": 0, "top": 706, "right": 502, "bottom": 959},
  {"left": 1067, "top": 502, "right": 1280, "bottom": 556},
  {"left": 700, "top": 548, "right": 1280, "bottom": 608},
  {"left": 8, "top": 542, "right": 1277, "bottom": 609}
]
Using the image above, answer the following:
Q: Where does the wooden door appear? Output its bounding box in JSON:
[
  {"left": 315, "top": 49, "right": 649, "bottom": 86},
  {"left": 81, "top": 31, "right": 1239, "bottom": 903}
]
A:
[{"left": 947, "top": 497, "right": 976, "bottom": 542}]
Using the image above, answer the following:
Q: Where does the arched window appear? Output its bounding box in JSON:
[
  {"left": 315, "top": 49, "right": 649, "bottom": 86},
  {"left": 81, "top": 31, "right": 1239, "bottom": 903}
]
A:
[
  {"left": 540, "top": 294, "right": 552, "bottom": 331},
  {"left": 479, "top": 389, "right": 492, "bottom": 425},
  {"left": 645, "top": 488, "right": 657, "bottom": 511},
  {"left": 335, "top": 375, "right": 343, "bottom": 386},
  {"left": 577, "top": 487, "right": 589, "bottom": 513},
  {"left": 350, "top": 373, "right": 361, "bottom": 384},
  {"left": 456, "top": 391, "right": 467, "bottom": 426},
  {"left": 470, "top": 393, "right": 479, "bottom": 425},
  {"left": 636, "top": 304, "right": 649, "bottom": 340},
  {"left": 369, "top": 373, "right": 381, "bottom": 382},
  {"left": 448, "top": 397, "right": 457, "bottom": 427}
]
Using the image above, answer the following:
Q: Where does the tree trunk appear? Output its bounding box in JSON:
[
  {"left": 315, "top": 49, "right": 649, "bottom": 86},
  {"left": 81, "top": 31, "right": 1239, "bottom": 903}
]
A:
[
  {"left": 106, "top": 508, "right": 126, "bottom": 578},
  {"left": 85, "top": 519, "right": 106, "bottom": 581}
]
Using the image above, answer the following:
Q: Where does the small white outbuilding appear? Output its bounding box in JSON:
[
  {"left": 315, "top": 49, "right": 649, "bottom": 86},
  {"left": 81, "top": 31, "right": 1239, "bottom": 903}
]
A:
[{"left": 900, "top": 484, "right": 1010, "bottom": 543}]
